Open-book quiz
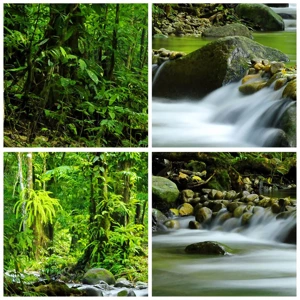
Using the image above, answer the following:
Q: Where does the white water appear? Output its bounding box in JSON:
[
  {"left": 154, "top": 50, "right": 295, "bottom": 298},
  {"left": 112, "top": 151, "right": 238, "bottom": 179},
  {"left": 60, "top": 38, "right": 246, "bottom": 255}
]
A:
[
  {"left": 153, "top": 212, "right": 296, "bottom": 296},
  {"left": 153, "top": 81, "right": 293, "bottom": 147},
  {"left": 271, "top": 4, "right": 296, "bottom": 32}
]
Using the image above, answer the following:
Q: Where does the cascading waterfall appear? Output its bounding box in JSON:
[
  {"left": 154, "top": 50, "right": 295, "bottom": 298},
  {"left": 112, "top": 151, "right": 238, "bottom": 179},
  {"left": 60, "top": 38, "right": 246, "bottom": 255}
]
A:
[
  {"left": 210, "top": 206, "right": 295, "bottom": 243},
  {"left": 153, "top": 205, "right": 296, "bottom": 296},
  {"left": 152, "top": 79, "right": 294, "bottom": 147},
  {"left": 270, "top": 4, "right": 296, "bottom": 31}
]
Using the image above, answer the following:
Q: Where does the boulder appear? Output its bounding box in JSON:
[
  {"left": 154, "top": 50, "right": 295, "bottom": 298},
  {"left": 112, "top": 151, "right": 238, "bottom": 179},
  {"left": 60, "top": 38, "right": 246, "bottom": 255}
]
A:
[
  {"left": 82, "top": 268, "right": 115, "bottom": 285},
  {"left": 185, "top": 241, "right": 230, "bottom": 255},
  {"left": 153, "top": 36, "right": 289, "bottom": 99},
  {"left": 202, "top": 23, "right": 253, "bottom": 38},
  {"left": 279, "top": 103, "right": 296, "bottom": 147},
  {"left": 152, "top": 176, "right": 180, "bottom": 211},
  {"left": 235, "top": 4, "right": 285, "bottom": 31}
]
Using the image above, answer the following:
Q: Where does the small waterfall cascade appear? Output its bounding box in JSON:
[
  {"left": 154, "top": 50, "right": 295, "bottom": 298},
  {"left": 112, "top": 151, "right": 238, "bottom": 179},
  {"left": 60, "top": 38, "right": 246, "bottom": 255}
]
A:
[
  {"left": 270, "top": 3, "right": 296, "bottom": 31},
  {"left": 152, "top": 61, "right": 169, "bottom": 87},
  {"left": 153, "top": 80, "right": 294, "bottom": 147},
  {"left": 210, "top": 207, "right": 296, "bottom": 243}
]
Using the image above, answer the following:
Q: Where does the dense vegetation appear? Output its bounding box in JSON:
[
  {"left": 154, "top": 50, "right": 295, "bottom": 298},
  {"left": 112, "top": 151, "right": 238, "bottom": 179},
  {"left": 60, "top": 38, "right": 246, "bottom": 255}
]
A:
[
  {"left": 4, "top": 152, "right": 148, "bottom": 295},
  {"left": 4, "top": 4, "right": 148, "bottom": 147},
  {"left": 153, "top": 152, "right": 296, "bottom": 191}
]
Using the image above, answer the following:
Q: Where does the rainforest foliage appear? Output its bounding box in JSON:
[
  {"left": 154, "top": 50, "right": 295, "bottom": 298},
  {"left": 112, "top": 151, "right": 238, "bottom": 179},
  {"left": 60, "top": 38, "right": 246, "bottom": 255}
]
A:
[
  {"left": 4, "top": 152, "right": 148, "bottom": 295},
  {"left": 153, "top": 152, "right": 296, "bottom": 191},
  {"left": 4, "top": 4, "right": 148, "bottom": 147}
]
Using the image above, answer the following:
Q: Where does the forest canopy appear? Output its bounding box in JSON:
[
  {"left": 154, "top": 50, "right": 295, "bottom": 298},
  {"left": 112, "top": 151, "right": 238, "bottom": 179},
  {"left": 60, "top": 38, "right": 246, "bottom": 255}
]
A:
[
  {"left": 4, "top": 152, "right": 148, "bottom": 296},
  {"left": 4, "top": 4, "right": 148, "bottom": 147}
]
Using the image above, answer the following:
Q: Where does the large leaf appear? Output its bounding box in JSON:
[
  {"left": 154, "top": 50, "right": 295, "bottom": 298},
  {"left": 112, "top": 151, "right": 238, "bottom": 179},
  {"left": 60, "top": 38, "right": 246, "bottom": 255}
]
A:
[
  {"left": 79, "top": 59, "right": 87, "bottom": 71},
  {"left": 86, "top": 69, "right": 99, "bottom": 84}
]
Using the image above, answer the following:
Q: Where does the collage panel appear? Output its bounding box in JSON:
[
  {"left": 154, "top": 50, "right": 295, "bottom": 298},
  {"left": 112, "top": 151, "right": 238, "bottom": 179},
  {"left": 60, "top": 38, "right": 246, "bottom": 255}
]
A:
[
  {"left": 4, "top": 3, "right": 148, "bottom": 147},
  {"left": 152, "top": 152, "right": 296, "bottom": 296},
  {"left": 152, "top": 3, "right": 296, "bottom": 147},
  {"left": 3, "top": 152, "right": 148, "bottom": 296}
]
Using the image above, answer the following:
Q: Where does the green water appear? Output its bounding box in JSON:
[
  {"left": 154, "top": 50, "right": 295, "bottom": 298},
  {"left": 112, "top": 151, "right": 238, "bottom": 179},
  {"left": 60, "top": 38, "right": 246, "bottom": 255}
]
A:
[{"left": 153, "top": 31, "right": 296, "bottom": 66}]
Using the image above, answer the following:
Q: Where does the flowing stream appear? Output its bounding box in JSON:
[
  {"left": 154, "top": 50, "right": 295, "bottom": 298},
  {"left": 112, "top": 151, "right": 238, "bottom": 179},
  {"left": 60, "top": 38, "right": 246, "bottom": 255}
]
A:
[
  {"left": 153, "top": 81, "right": 294, "bottom": 147},
  {"left": 152, "top": 4, "right": 296, "bottom": 147},
  {"left": 153, "top": 208, "right": 296, "bottom": 296}
]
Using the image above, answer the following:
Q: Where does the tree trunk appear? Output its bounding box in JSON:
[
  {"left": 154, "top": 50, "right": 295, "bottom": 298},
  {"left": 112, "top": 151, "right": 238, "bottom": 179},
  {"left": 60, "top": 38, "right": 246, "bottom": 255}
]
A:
[
  {"left": 17, "top": 153, "right": 26, "bottom": 231},
  {"left": 107, "top": 4, "right": 120, "bottom": 80}
]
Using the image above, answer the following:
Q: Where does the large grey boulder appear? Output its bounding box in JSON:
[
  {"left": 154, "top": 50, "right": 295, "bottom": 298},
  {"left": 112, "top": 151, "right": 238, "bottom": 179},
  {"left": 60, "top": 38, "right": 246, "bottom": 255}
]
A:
[
  {"left": 236, "top": 4, "right": 285, "bottom": 31},
  {"left": 152, "top": 176, "right": 179, "bottom": 211},
  {"left": 153, "top": 36, "right": 289, "bottom": 99},
  {"left": 202, "top": 23, "right": 252, "bottom": 39}
]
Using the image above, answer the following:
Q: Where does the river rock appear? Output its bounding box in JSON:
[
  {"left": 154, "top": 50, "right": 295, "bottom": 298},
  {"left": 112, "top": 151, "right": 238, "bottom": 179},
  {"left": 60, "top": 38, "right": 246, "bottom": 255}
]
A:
[
  {"left": 82, "top": 268, "right": 115, "bottom": 285},
  {"left": 185, "top": 241, "right": 228, "bottom": 255},
  {"left": 283, "top": 224, "right": 296, "bottom": 244},
  {"left": 225, "top": 190, "right": 237, "bottom": 200},
  {"left": 152, "top": 208, "right": 168, "bottom": 224},
  {"left": 212, "top": 202, "right": 226, "bottom": 212},
  {"left": 208, "top": 189, "right": 219, "bottom": 199},
  {"left": 235, "top": 4, "right": 285, "bottom": 31},
  {"left": 227, "top": 202, "right": 239, "bottom": 212},
  {"left": 241, "top": 212, "right": 253, "bottom": 225},
  {"left": 152, "top": 176, "right": 180, "bottom": 211},
  {"left": 168, "top": 208, "right": 179, "bottom": 217},
  {"left": 178, "top": 203, "right": 194, "bottom": 216},
  {"left": 202, "top": 23, "right": 252, "bottom": 38},
  {"left": 279, "top": 103, "right": 296, "bottom": 147},
  {"left": 189, "top": 220, "right": 202, "bottom": 229},
  {"left": 233, "top": 205, "right": 246, "bottom": 218},
  {"left": 218, "top": 212, "right": 233, "bottom": 224},
  {"left": 33, "top": 282, "right": 78, "bottom": 296},
  {"left": 282, "top": 79, "right": 296, "bottom": 100},
  {"left": 153, "top": 36, "right": 289, "bottom": 99},
  {"left": 115, "top": 278, "right": 134, "bottom": 288},
  {"left": 117, "top": 289, "right": 136, "bottom": 296},
  {"left": 164, "top": 219, "right": 180, "bottom": 229},
  {"left": 181, "top": 189, "right": 194, "bottom": 203},
  {"left": 245, "top": 194, "right": 259, "bottom": 203},
  {"left": 77, "top": 286, "right": 104, "bottom": 296},
  {"left": 239, "top": 80, "right": 267, "bottom": 94},
  {"left": 195, "top": 207, "right": 212, "bottom": 224}
]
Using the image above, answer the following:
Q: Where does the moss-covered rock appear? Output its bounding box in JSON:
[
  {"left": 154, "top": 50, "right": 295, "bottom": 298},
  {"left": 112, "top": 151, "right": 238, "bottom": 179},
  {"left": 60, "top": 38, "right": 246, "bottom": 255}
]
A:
[
  {"left": 195, "top": 207, "right": 213, "bottom": 224},
  {"left": 82, "top": 268, "right": 115, "bottom": 285},
  {"left": 186, "top": 160, "right": 206, "bottom": 172},
  {"left": 202, "top": 23, "right": 253, "bottom": 38},
  {"left": 178, "top": 203, "right": 194, "bottom": 216},
  {"left": 153, "top": 36, "right": 289, "bottom": 99},
  {"left": 235, "top": 4, "right": 284, "bottom": 31},
  {"left": 185, "top": 241, "right": 231, "bottom": 255},
  {"left": 279, "top": 103, "right": 296, "bottom": 147},
  {"left": 241, "top": 212, "right": 253, "bottom": 225},
  {"left": 152, "top": 208, "right": 168, "bottom": 224},
  {"left": 33, "top": 282, "right": 81, "bottom": 296},
  {"left": 164, "top": 219, "right": 180, "bottom": 229},
  {"left": 181, "top": 189, "right": 195, "bottom": 203},
  {"left": 152, "top": 176, "right": 180, "bottom": 211},
  {"left": 282, "top": 79, "right": 296, "bottom": 100}
]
